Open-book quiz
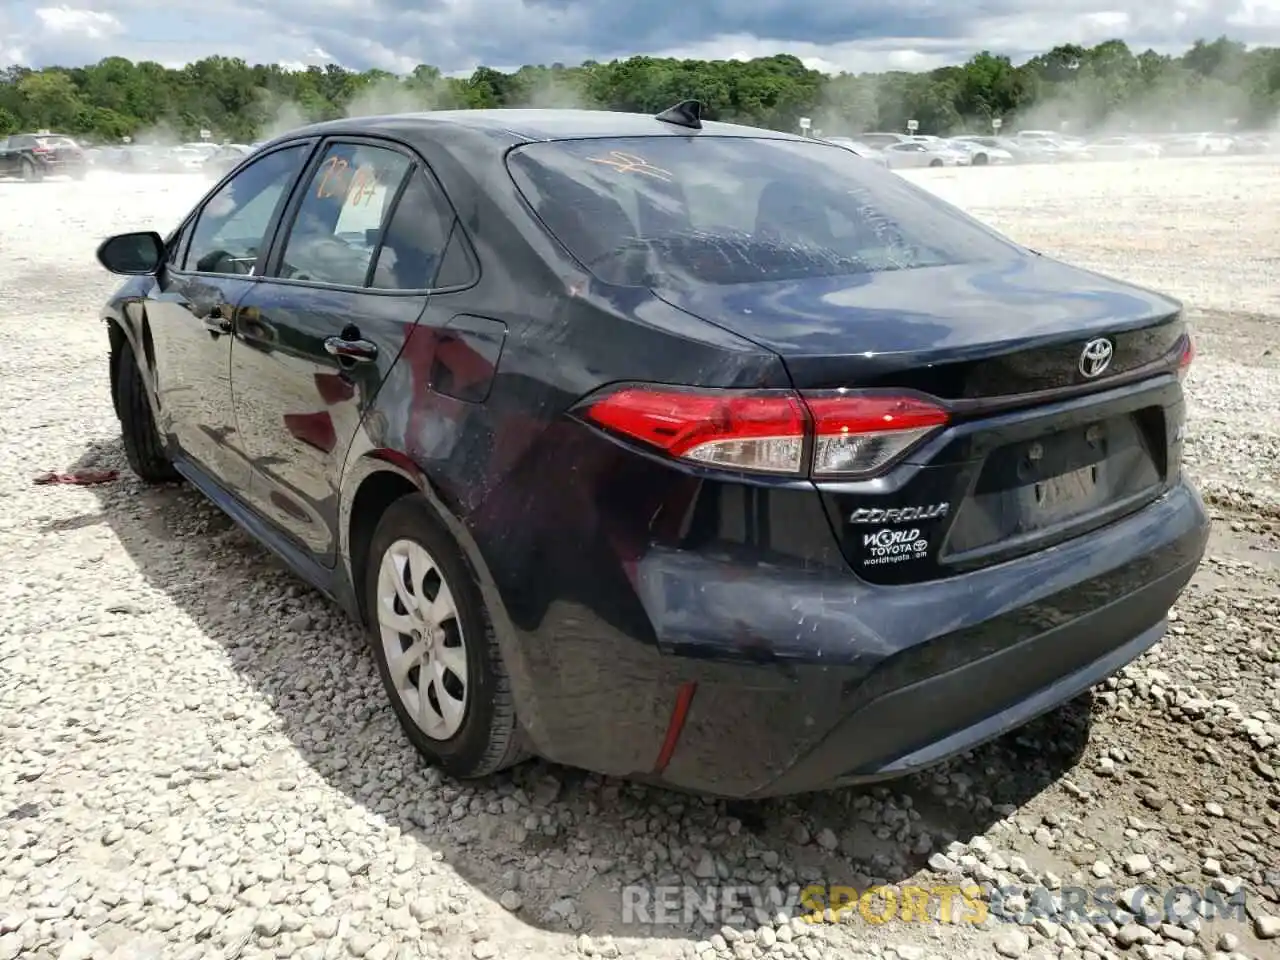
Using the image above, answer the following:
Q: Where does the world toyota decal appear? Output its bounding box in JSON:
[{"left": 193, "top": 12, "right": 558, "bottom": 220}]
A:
[{"left": 861, "top": 527, "right": 930, "bottom": 565}]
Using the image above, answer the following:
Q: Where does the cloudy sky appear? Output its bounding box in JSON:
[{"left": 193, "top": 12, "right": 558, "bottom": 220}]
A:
[{"left": 2, "top": 0, "right": 1279, "bottom": 76}]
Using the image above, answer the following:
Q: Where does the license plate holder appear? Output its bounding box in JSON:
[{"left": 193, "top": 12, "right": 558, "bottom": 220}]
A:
[{"left": 1016, "top": 463, "right": 1106, "bottom": 528}]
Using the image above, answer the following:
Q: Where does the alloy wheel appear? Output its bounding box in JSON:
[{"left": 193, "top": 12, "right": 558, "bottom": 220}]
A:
[{"left": 375, "top": 538, "right": 468, "bottom": 740}]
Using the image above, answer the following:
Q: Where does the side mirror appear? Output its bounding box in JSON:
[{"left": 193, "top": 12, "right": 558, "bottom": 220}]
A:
[{"left": 96, "top": 231, "right": 165, "bottom": 275}]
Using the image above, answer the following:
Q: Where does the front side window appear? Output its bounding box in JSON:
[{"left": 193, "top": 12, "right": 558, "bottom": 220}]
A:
[
  {"left": 276, "top": 143, "right": 411, "bottom": 287},
  {"left": 507, "top": 136, "right": 1018, "bottom": 288},
  {"left": 185, "top": 144, "right": 309, "bottom": 275},
  {"left": 166, "top": 220, "right": 190, "bottom": 267}
]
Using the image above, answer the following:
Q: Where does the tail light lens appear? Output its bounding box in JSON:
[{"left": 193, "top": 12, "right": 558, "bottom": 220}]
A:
[
  {"left": 805, "top": 391, "right": 950, "bottom": 476},
  {"left": 578, "top": 384, "right": 949, "bottom": 479},
  {"left": 1177, "top": 334, "right": 1195, "bottom": 382}
]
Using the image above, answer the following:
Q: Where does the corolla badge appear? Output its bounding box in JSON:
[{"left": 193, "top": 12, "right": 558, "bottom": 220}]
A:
[{"left": 1079, "top": 337, "right": 1114, "bottom": 378}]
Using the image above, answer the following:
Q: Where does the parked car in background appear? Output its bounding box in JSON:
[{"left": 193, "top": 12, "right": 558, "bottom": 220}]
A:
[
  {"left": 1014, "top": 135, "right": 1080, "bottom": 162},
  {"left": 855, "top": 132, "right": 917, "bottom": 151},
  {"left": 823, "top": 136, "right": 889, "bottom": 167},
  {"left": 163, "top": 146, "right": 204, "bottom": 173},
  {"left": 92, "top": 103, "right": 1207, "bottom": 798},
  {"left": 204, "top": 143, "right": 255, "bottom": 178},
  {"left": 119, "top": 145, "right": 170, "bottom": 173},
  {"left": 1229, "top": 132, "right": 1273, "bottom": 154},
  {"left": 1086, "top": 136, "right": 1163, "bottom": 160},
  {"left": 956, "top": 135, "right": 1037, "bottom": 163},
  {"left": 908, "top": 135, "right": 974, "bottom": 164},
  {"left": 0, "top": 131, "right": 89, "bottom": 181},
  {"left": 1159, "top": 133, "right": 1234, "bottom": 157},
  {"left": 880, "top": 141, "right": 962, "bottom": 168},
  {"left": 943, "top": 136, "right": 1016, "bottom": 165}
]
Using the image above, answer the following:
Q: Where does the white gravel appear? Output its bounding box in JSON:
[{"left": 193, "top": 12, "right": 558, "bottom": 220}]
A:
[{"left": 1, "top": 159, "right": 1279, "bottom": 960}]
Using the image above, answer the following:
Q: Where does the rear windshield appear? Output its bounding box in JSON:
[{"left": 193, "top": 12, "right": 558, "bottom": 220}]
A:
[{"left": 507, "top": 136, "right": 1017, "bottom": 287}]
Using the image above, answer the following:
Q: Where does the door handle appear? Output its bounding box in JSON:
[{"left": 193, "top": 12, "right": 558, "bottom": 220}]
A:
[
  {"left": 203, "top": 305, "right": 232, "bottom": 335},
  {"left": 324, "top": 336, "right": 377, "bottom": 362}
]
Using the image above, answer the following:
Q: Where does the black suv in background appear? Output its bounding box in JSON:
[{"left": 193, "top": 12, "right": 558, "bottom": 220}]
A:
[{"left": 0, "top": 132, "right": 89, "bottom": 181}]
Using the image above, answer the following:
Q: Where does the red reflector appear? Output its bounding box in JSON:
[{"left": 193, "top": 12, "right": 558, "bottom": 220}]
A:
[
  {"left": 653, "top": 681, "right": 697, "bottom": 774},
  {"left": 582, "top": 386, "right": 808, "bottom": 474},
  {"left": 580, "top": 384, "right": 950, "bottom": 479}
]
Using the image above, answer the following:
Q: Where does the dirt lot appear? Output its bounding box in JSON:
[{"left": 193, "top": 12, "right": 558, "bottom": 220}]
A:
[{"left": 1, "top": 158, "right": 1278, "bottom": 960}]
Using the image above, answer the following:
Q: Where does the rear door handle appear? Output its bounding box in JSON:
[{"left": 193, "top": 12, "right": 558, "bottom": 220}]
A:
[{"left": 324, "top": 336, "right": 377, "bottom": 362}]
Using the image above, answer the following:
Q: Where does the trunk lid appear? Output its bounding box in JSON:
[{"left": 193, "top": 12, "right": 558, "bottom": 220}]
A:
[
  {"left": 653, "top": 255, "right": 1189, "bottom": 584},
  {"left": 650, "top": 255, "right": 1184, "bottom": 395}
]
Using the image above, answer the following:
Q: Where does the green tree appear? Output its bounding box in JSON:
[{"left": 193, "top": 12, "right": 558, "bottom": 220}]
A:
[{"left": 1, "top": 37, "right": 1276, "bottom": 144}]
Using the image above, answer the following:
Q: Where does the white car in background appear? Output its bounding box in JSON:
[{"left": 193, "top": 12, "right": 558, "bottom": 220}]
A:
[
  {"left": 823, "top": 136, "right": 890, "bottom": 167},
  {"left": 1015, "top": 134, "right": 1091, "bottom": 162},
  {"left": 880, "top": 141, "right": 962, "bottom": 168},
  {"left": 1087, "top": 136, "right": 1163, "bottom": 160},
  {"left": 167, "top": 146, "right": 210, "bottom": 173},
  {"left": 1160, "top": 133, "right": 1235, "bottom": 156},
  {"left": 944, "top": 136, "right": 1016, "bottom": 165},
  {"left": 853, "top": 131, "right": 918, "bottom": 152},
  {"left": 909, "top": 135, "right": 974, "bottom": 165}
]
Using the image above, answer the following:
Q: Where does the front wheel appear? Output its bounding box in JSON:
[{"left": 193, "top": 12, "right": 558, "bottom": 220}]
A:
[
  {"left": 114, "top": 341, "right": 180, "bottom": 483},
  {"left": 972, "top": 153, "right": 989, "bottom": 166},
  {"left": 364, "top": 495, "right": 527, "bottom": 780},
  {"left": 929, "top": 158, "right": 944, "bottom": 167}
]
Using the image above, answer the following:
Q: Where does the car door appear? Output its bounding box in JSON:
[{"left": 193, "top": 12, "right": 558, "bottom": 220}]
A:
[
  {"left": 0, "top": 138, "right": 12, "bottom": 177},
  {"left": 229, "top": 137, "right": 463, "bottom": 564},
  {"left": 142, "top": 141, "right": 314, "bottom": 496}
]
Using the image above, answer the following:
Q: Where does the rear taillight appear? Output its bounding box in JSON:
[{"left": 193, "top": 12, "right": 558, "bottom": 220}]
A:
[
  {"left": 806, "top": 391, "right": 949, "bottom": 476},
  {"left": 578, "top": 385, "right": 949, "bottom": 479},
  {"left": 1177, "top": 334, "right": 1194, "bottom": 382},
  {"left": 31, "top": 146, "right": 50, "bottom": 155},
  {"left": 580, "top": 386, "right": 809, "bottom": 474}
]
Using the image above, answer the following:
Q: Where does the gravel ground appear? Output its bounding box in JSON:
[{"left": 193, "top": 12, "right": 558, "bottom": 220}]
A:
[{"left": 1, "top": 158, "right": 1278, "bottom": 960}]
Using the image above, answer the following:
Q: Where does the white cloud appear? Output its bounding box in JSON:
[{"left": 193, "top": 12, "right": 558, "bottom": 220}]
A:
[{"left": 33, "top": 6, "right": 123, "bottom": 39}]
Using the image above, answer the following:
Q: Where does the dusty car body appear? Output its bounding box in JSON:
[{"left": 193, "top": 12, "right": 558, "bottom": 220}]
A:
[{"left": 94, "top": 104, "right": 1209, "bottom": 799}]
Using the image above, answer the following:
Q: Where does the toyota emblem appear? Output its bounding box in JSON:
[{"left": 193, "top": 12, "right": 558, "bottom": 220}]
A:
[{"left": 1078, "top": 337, "right": 1114, "bottom": 378}]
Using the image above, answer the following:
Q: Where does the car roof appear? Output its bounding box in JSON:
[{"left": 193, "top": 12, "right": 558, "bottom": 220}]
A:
[{"left": 261, "top": 108, "right": 808, "bottom": 151}]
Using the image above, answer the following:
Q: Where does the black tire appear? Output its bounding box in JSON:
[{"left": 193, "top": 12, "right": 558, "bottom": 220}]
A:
[
  {"left": 364, "top": 495, "right": 527, "bottom": 779},
  {"left": 114, "top": 341, "right": 180, "bottom": 483},
  {"left": 21, "top": 158, "right": 42, "bottom": 183},
  {"left": 929, "top": 158, "right": 944, "bottom": 167},
  {"left": 972, "top": 153, "right": 989, "bottom": 166}
]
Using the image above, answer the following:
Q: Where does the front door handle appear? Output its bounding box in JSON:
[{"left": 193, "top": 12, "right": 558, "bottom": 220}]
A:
[
  {"left": 324, "top": 336, "right": 377, "bottom": 362},
  {"left": 203, "top": 305, "right": 232, "bottom": 335}
]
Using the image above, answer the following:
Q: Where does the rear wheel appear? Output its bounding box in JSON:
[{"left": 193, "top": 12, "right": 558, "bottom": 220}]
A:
[
  {"left": 929, "top": 158, "right": 944, "bottom": 167},
  {"left": 364, "top": 495, "right": 527, "bottom": 780},
  {"left": 972, "top": 153, "right": 989, "bottom": 166},
  {"left": 114, "top": 341, "right": 179, "bottom": 483},
  {"left": 20, "top": 158, "right": 41, "bottom": 183}
]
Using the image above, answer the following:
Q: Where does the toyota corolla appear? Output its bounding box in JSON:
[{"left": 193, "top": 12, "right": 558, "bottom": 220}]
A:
[{"left": 93, "top": 102, "right": 1209, "bottom": 798}]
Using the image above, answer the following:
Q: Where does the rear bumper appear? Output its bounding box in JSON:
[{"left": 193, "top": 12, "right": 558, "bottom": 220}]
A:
[
  {"left": 35, "top": 156, "right": 86, "bottom": 173},
  {"left": 508, "top": 478, "right": 1209, "bottom": 799}
]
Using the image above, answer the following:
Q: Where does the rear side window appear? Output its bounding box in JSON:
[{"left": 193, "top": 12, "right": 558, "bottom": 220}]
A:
[
  {"left": 507, "top": 136, "right": 1017, "bottom": 287},
  {"left": 367, "top": 170, "right": 457, "bottom": 290},
  {"left": 276, "top": 142, "right": 412, "bottom": 287}
]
